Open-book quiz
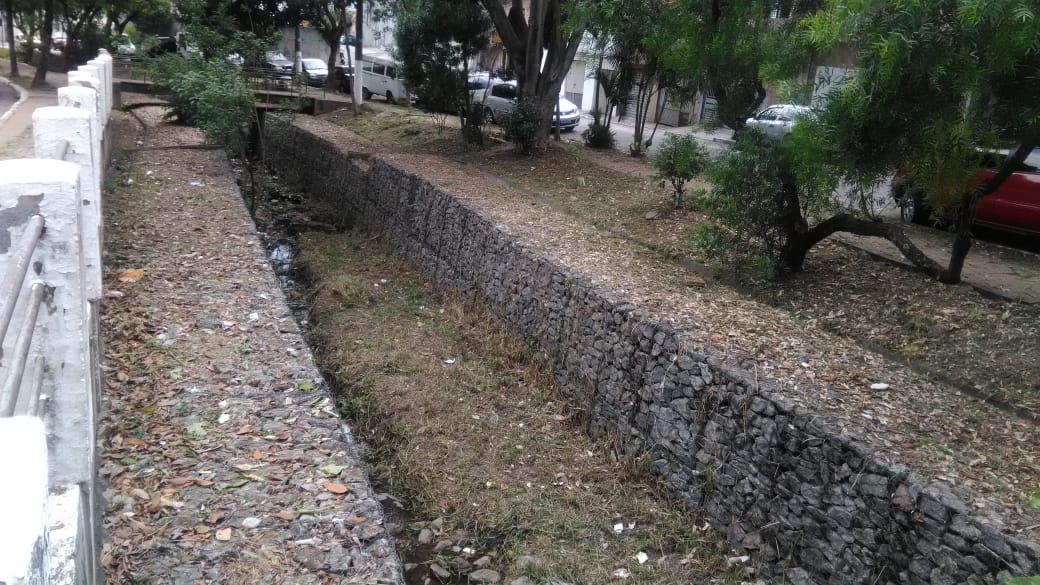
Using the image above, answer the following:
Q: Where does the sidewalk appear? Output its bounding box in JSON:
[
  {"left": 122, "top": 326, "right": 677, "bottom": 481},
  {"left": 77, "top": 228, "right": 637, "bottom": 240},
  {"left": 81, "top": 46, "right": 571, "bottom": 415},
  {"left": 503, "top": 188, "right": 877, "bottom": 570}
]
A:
[{"left": 0, "top": 60, "right": 66, "bottom": 158}]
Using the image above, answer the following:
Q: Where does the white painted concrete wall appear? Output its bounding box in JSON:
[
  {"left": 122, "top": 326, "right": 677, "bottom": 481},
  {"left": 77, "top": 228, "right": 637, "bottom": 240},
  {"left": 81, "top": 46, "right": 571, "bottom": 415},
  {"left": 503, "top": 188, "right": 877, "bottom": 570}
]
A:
[{"left": 0, "top": 50, "right": 112, "bottom": 585}]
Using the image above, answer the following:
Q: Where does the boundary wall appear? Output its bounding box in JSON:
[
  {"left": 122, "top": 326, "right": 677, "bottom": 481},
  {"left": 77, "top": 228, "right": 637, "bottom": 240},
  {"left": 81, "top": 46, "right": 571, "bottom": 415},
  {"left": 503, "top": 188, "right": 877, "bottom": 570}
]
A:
[
  {"left": 0, "top": 51, "right": 113, "bottom": 585},
  {"left": 266, "top": 119, "right": 1040, "bottom": 585}
]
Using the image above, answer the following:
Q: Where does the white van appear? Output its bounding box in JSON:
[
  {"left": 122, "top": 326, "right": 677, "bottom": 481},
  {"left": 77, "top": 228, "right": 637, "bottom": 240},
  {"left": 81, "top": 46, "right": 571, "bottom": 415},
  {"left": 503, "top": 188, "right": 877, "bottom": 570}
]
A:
[{"left": 358, "top": 49, "right": 410, "bottom": 104}]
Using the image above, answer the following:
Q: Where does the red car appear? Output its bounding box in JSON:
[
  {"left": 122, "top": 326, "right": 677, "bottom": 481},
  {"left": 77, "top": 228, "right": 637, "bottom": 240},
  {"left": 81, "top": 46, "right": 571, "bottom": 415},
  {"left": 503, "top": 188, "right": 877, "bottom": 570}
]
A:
[{"left": 892, "top": 149, "right": 1040, "bottom": 236}]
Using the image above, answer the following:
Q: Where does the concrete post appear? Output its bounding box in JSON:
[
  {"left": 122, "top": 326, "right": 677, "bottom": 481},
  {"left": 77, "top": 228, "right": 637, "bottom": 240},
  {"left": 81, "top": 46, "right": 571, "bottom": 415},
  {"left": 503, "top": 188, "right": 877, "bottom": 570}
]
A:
[
  {"left": 73, "top": 65, "right": 106, "bottom": 128},
  {"left": 0, "top": 159, "right": 91, "bottom": 488},
  {"left": 88, "top": 52, "right": 113, "bottom": 118},
  {"left": 0, "top": 417, "right": 49, "bottom": 585},
  {"left": 32, "top": 106, "right": 101, "bottom": 302},
  {"left": 57, "top": 86, "right": 102, "bottom": 231}
]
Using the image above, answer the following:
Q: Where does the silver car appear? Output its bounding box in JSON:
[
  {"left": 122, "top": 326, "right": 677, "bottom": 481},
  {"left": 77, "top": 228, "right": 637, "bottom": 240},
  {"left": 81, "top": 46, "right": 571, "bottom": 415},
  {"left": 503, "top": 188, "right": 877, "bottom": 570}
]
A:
[
  {"left": 474, "top": 79, "right": 581, "bottom": 131},
  {"left": 744, "top": 104, "right": 811, "bottom": 137}
]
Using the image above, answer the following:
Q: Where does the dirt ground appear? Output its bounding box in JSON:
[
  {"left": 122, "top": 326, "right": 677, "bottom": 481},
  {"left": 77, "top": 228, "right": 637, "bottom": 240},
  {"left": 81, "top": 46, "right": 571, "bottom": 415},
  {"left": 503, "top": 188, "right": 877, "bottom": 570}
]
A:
[{"left": 315, "top": 103, "right": 1040, "bottom": 530}]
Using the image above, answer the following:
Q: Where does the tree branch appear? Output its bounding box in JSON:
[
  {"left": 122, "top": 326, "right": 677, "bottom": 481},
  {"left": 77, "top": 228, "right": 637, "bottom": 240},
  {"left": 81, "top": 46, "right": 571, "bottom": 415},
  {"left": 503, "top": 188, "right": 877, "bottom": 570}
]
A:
[{"left": 805, "top": 214, "right": 946, "bottom": 279}]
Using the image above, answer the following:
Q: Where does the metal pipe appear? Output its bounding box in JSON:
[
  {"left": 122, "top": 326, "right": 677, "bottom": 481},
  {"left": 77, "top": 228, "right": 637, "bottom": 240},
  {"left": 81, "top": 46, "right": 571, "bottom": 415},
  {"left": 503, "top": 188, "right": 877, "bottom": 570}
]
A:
[
  {"left": 0, "top": 282, "right": 44, "bottom": 418},
  {"left": 54, "top": 138, "right": 70, "bottom": 161},
  {"left": 26, "top": 356, "right": 45, "bottom": 418},
  {"left": 0, "top": 214, "right": 45, "bottom": 344}
]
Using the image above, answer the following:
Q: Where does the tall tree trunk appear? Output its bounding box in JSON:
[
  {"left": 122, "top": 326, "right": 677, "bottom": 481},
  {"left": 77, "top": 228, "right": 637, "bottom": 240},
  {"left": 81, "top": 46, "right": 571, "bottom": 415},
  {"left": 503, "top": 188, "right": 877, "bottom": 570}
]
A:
[
  {"left": 32, "top": 0, "right": 54, "bottom": 88},
  {"left": 4, "top": 0, "right": 18, "bottom": 77}
]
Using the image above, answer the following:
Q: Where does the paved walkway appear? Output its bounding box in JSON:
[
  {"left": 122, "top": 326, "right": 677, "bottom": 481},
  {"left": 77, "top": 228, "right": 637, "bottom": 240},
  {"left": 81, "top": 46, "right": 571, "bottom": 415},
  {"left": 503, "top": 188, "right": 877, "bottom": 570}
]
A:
[{"left": 0, "top": 61, "right": 65, "bottom": 158}]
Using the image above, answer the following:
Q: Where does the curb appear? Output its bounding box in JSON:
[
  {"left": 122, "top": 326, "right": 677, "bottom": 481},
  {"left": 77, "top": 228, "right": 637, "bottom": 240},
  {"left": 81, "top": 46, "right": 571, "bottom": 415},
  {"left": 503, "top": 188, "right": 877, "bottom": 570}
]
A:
[{"left": 0, "top": 73, "right": 29, "bottom": 127}]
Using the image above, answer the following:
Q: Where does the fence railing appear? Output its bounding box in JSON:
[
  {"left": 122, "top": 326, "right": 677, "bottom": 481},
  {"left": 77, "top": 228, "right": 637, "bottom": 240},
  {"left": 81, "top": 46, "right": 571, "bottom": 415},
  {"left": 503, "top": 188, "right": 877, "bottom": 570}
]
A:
[{"left": 0, "top": 49, "right": 112, "bottom": 585}]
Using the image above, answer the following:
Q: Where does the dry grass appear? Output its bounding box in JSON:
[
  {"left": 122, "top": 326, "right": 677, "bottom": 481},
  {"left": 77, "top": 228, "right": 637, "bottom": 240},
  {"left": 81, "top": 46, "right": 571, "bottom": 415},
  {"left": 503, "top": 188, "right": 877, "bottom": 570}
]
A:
[{"left": 296, "top": 231, "right": 751, "bottom": 585}]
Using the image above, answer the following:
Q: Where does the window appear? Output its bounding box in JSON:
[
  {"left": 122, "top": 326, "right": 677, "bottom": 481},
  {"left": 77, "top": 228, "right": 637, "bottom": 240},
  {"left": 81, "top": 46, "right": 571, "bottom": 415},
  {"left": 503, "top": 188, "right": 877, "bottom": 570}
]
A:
[
  {"left": 756, "top": 106, "right": 780, "bottom": 121},
  {"left": 363, "top": 63, "right": 373, "bottom": 73},
  {"left": 386, "top": 66, "right": 396, "bottom": 79},
  {"left": 491, "top": 83, "right": 516, "bottom": 100}
]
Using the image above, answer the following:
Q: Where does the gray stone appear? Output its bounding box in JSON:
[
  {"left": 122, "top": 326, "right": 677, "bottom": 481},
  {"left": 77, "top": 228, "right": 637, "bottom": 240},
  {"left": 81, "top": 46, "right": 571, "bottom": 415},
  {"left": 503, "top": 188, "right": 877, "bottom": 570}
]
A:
[
  {"left": 429, "top": 563, "right": 451, "bottom": 581},
  {"left": 509, "top": 578, "right": 536, "bottom": 585},
  {"left": 417, "top": 528, "right": 434, "bottom": 544},
  {"left": 469, "top": 569, "right": 501, "bottom": 583}
]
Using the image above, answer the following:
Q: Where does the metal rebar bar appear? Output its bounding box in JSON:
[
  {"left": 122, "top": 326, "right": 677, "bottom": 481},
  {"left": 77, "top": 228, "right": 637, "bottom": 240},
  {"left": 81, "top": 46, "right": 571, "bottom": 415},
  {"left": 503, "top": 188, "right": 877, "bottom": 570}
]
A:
[
  {"left": 0, "top": 215, "right": 45, "bottom": 344},
  {"left": 54, "top": 138, "right": 70, "bottom": 161},
  {"left": 25, "top": 356, "right": 45, "bottom": 418},
  {"left": 0, "top": 282, "right": 44, "bottom": 418}
]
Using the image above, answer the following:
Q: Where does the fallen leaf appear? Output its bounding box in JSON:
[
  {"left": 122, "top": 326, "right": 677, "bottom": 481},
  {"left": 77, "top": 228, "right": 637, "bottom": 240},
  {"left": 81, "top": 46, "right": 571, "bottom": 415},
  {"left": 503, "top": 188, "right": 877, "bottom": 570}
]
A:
[
  {"left": 215, "top": 527, "right": 232, "bottom": 541},
  {"left": 118, "top": 268, "right": 144, "bottom": 283},
  {"left": 273, "top": 509, "right": 296, "bottom": 521},
  {"left": 320, "top": 463, "right": 345, "bottom": 476},
  {"left": 323, "top": 480, "right": 348, "bottom": 494},
  {"left": 251, "top": 449, "right": 266, "bottom": 460}
]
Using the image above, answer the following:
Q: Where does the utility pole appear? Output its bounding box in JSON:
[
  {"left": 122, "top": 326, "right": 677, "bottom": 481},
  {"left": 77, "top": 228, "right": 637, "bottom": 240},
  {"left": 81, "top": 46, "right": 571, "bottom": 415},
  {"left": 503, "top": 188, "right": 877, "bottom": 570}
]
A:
[{"left": 351, "top": 0, "right": 363, "bottom": 113}]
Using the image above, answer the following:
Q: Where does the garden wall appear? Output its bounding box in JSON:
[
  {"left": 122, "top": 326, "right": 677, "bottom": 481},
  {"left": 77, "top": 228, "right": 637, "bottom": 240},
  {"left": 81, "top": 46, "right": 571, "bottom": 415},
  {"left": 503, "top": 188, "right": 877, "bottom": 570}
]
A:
[{"left": 266, "top": 119, "right": 1040, "bottom": 585}]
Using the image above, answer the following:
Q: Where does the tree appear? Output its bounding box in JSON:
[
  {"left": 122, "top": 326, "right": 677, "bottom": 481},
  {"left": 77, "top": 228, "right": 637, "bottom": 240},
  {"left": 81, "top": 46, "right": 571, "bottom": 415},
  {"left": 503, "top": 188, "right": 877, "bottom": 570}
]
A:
[
  {"left": 478, "top": 0, "right": 584, "bottom": 150},
  {"left": 31, "top": 0, "right": 54, "bottom": 88},
  {"left": 104, "top": 0, "right": 173, "bottom": 36},
  {"left": 800, "top": 0, "right": 1040, "bottom": 283},
  {"left": 665, "top": 0, "right": 824, "bottom": 130},
  {"left": 312, "top": 1, "right": 353, "bottom": 89},
  {"left": 394, "top": 0, "right": 490, "bottom": 135},
  {"left": 581, "top": 0, "right": 689, "bottom": 156},
  {"left": 4, "top": 0, "right": 18, "bottom": 76}
]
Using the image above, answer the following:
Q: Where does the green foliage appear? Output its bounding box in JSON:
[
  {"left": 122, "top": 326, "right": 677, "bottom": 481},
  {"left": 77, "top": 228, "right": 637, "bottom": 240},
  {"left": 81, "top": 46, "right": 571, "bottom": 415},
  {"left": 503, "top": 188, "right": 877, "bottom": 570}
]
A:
[
  {"left": 1028, "top": 491, "right": 1040, "bottom": 508},
  {"left": 503, "top": 98, "right": 543, "bottom": 155},
  {"left": 583, "top": 120, "right": 615, "bottom": 149},
  {"left": 394, "top": 0, "right": 490, "bottom": 139},
  {"left": 651, "top": 134, "right": 708, "bottom": 208},
  {"left": 805, "top": 0, "right": 1040, "bottom": 211},
  {"left": 695, "top": 127, "right": 836, "bottom": 275},
  {"left": 149, "top": 53, "right": 255, "bottom": 147},
  {"left": 661, "top": 0, "right": 825, "bottom": 129},
  {"left": 998, "top": 578, "right": 1040, "bottom": 585}
]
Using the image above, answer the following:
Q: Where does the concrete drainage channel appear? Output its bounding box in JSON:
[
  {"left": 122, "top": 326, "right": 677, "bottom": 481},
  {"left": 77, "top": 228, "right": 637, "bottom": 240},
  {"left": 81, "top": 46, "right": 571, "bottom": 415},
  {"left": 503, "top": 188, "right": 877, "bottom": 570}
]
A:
[{"left": 257, "top": 117, "right": 1040, "bottom": 585}]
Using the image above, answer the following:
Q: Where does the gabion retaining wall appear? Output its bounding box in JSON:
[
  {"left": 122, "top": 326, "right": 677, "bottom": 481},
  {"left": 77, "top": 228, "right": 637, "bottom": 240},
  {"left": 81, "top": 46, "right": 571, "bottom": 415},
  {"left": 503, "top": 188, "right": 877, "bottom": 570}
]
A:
[{"left": 267, "top": 119, "right": 1040, "bottom": 585}]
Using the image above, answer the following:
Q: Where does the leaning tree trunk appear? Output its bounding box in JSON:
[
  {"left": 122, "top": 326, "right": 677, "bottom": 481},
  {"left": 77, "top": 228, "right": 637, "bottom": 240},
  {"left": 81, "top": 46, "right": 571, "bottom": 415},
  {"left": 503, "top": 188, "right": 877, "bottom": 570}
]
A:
[{"left": 938, "top": 141, "right": 1035, "bottom": 284}]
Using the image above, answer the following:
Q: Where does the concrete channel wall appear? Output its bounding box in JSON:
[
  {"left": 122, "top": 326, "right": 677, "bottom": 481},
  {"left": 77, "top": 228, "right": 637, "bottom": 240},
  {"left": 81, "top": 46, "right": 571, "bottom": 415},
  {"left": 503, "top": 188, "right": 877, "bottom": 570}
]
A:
[{"left": 267, "top": 119, "right": 1040, "bottom": 585}]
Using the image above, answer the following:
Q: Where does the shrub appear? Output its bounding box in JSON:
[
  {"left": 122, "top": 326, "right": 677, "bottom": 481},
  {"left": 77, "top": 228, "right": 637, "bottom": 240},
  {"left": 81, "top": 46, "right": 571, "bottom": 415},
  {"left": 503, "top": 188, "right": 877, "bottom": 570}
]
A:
[
  {"left": 694, "top": 128, "right": 836, "bottom": 278},
  {"left": 149, "top": 53, "right": 254, "bottom": 147},
  {"left": 503, "top": 97, "right": 542, "bottom": 154},
  {"left": 583, "top": 110, "right": 615, "bottom": 149},
  {"left": 651, "top": 134, "right": 709, "bottom": 208}
]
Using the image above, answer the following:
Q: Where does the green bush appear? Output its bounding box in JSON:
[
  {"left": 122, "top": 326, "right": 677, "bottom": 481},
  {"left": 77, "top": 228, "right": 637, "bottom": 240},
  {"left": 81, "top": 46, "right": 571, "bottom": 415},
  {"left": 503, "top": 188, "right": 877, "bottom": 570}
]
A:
[
  {"left": 582, "top": 110, "right": 615, "bottom": 149},
  {"left": 504, "top": 98, "right": 543, "bottom": 154},
  {"left": 149, "top": 54, "right": 255, "bottom": 147},
  {"left": 694, "top": 128, "right": 835, "bottom": 277},
  {"left": 651, "top": 134, "right": 709, "bottom": 208}
]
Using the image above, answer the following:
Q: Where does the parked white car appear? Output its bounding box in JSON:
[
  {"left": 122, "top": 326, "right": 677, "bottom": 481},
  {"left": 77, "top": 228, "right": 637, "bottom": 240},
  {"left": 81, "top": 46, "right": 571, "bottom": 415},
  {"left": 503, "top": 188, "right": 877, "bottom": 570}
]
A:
[
  {"left": 472, "top": 79, "right": 580, "bottom": 131},
  {"left": 743, "top": 104, "right": 811, "bottom": 137}
]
